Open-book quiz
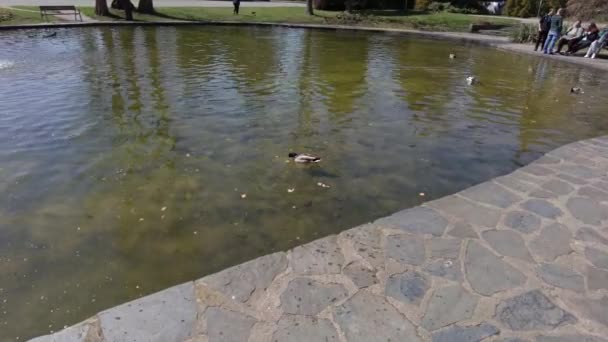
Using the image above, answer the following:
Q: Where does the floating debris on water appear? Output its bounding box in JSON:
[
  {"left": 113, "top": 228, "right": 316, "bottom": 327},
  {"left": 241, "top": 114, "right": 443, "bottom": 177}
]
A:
[
  {"left": 317, "top": 182, "right": 331, "bottom": 188},
  {"left": 570, "top": 87, "right": 584, "bottom": 94},
  {"left": 241, "top": 193, "right": 247, "bottom": 199},
  {"left": 161, "top": 206, "right": 167, "bottom": 212},
  {"left": 419, "top": 192, "right": 425, "bottom": 197},
  {"left": 287, "top": 188, "right": 295, "bottom": 193},
  {"left": 138, "top": 218, "right": 144, "bottom": 222}
]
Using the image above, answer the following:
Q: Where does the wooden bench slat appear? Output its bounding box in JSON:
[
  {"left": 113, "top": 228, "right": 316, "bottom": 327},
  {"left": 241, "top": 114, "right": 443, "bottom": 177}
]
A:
[{"left": 40, "top": 6, "right": 78, "bottom": 11}]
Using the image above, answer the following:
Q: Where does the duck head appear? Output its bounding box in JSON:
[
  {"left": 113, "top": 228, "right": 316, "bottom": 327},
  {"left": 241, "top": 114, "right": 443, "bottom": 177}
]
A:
[{"left": 288, "top": 152, "right": 298, "bottom": 158}]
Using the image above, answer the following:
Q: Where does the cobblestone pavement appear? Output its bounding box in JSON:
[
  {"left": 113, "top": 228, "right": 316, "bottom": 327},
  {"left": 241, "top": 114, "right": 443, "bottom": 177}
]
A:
[{"left": 31, "top": 137, "right": 608, "bottom": 342}]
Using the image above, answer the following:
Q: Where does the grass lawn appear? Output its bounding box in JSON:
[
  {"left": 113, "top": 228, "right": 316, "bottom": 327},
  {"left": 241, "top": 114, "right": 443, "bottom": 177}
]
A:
[
  {"left": 0, "top": 7, "right": 51, "bottom": 25},
  {"left": 74, "top": 7, "right": 517, "bottom": 32}
]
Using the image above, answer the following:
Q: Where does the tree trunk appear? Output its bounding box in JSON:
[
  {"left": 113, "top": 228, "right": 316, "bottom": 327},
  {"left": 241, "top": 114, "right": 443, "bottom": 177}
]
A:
[
  {"left": 138, "top": 0, "right": 155, "bottom": 14},
  {"left": 95, "top": 0, "right": 109, "bottom": 16},
  {"left": 119, "top": 0, "right": 134, "bottom": 20},
  {"left": 306, "top": 0, "right": 314, "bottom": 15}
]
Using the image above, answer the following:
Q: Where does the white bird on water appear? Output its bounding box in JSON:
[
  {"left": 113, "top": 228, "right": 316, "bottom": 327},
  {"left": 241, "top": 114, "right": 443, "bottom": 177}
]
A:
[
  {"left": 466, "top": 76, "right": 478, "bottom": 85},
  {"left": 288, "top": 152, "right": 321, "bottom": 163}
]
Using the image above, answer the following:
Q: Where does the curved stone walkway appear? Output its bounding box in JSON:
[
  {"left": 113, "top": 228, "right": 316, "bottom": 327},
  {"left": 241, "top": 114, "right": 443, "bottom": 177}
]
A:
[{"left": 31, "top": 137, "right": 608, "bottom": 342}]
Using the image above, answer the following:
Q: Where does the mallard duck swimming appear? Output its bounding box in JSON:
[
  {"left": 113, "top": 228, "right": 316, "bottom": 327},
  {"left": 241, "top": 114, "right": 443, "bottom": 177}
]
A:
[
  {"left": 570, "top": 87, "right": 583, "bottom": 94},
  {"left": 288, "top": 152, "right": 321, "bottom": 163},
  {"left": 466, "top": 76, "right": 478, "bottom": 85}
]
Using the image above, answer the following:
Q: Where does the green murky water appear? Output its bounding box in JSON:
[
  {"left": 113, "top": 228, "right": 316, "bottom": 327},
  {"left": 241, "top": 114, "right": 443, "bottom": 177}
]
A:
[{"left": 1, "top": 26, "right": 608, "bottom": 340}]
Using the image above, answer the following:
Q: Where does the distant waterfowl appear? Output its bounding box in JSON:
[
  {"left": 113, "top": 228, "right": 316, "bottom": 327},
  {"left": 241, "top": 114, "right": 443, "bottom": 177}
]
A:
[
  {"left": 570, "top": 87, "right": 583, "bottom": 94},
  {"left": 288, "top": 152, "right": 321, "bottom": 163},
  {"left": 449, "top": 54, "right": 456, "bottom": 59},
  {"left": 43, "top": 32, "right": 57, "bottom": 38},
  {"left": 466, "top": 76, "right": 478, "bottom": 85}
]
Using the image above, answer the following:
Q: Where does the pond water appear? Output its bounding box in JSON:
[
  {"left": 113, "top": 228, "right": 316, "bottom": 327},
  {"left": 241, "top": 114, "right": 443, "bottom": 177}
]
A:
[{"left": 1, "top": 25, "right": 608, "bottom": 340}]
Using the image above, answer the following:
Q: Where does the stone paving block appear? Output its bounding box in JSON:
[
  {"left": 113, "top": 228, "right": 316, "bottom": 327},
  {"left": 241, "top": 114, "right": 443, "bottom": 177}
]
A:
[
  {"left": 460, "top": 182, "right": 522, "bottom": 208},
  {"left": 29, "top": 319, "right": 100, "bottom": 342},
  {"left": 569, "top": 296, "right": 608, "bottom": 328},
  {"left": 428, "top": 196, "right": 502, "bottom": 227},
  {"left": 421, "top": 285, "right": 478, "bottom": 331},
  {"left": 494, "top": 176, "right": 532, "bottom": 193},
  {"left": 557, "top": 173, "right": 588, "bottom": 185},
  {"left": 342, "top": 225, "right": 384, "bottom": 268},
  {"left": 423, "top": 258, "right": 462, "bottom": 281},
  {"left": 497, "top": 338, "right": 530, "bottom": 342},
  {"left": 98, "top": 282, "right": 197, "bottom": 342},
  {"left": 537, "top": 263, "right": 584, "bottom": 291},
  {"left": 447, "top": 221, "right": 479, "bottom": 239},
  {"left": 521, "top": 199, "right": 563, "bottom": 219},
  {"left": 290, "top": 236, "right": 343, "bottom": 275},
  {"left": 205, "top": 307, "right": 256, "bottom": 342},
  {"left": 377, "top": 207, "right": 448, "bottom": 236},
  {"left": 521, "top": 164, "right": 555, "bottom": 177},
  {"left": 529, "top": 223, "right": 572, "bottom": 262},
  {"left": 482, "top": 229, "right": 533, "bottom": 262},
  {"left": 431, "top": 322, "right": 499, "bottom": 342},
  {"left": 464, "top": 241, "right": 526, "bottom": 296},
  {"left": 558, "top": 164, "right": 601, "bottom": 179},
  {"left": 542, "top": 179, "right": 574, "bottom": 195},
  {"left": 530, "top": 189, "right": 559, "bottom": 199},
  {"left": 342, "top": 261, "right": 377, "bottom": 288},
  {"left": 578, "top": 186, "right": 608, "bottom": 202},
  {"left": 587, "top": 265, "right": 608, "bottom": 291},
  {"left": 385, "top": 234, "right": 426, "bottom": 266},
  {"left": 427, "top": 238, "right": 461, "bottom": 259},
  {"left": 495, "top": 290, "right": 577, "bottom": 331},
  {"left": 535, "top": 155, "right": 561, "bottom": 165},
  {"left": 536, "top": 335, "right": 608, "bottom": 342},
  {"left": 504, "top": 211, "right": 541, "bottom": 234},
  {"left": 273, "top": 315, "right": 339, "bottom": 342},
  {"left": 567, "top": 197, "right": 608, "bottom": 226},
  {"left": 594, "top": 180, "right": 608, "bottom": 192},
  {"left": 576, "top": 227, "right": 608, "bottom": 246},
  {"left": 333, "top": 291, "right": 422, "bottom": 342},
  {"left": 280, "top": 278, "right": 348, "bottom": 315},
  {"left": 585, "top": 247, "right": 608, "bottom": 270},
  {"left": 385, "top": 271, "right": 430, "bottom": 305},
  {"left": 202, "top": 252, "right": 287, "bottom": 302}
]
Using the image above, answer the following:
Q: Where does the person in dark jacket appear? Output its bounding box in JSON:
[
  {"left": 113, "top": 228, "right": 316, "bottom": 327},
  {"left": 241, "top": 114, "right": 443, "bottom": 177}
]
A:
[
  {"left": 566, "top": 23, "right": 600, "bottom": 54},
  {"left": 536, "top": 9, "right": 554, "bottom": 51},
  {"left": 233, "top": 0, "right": 241, "bottom": 15},
  {"left": 543, "top": 8, "right": 564, "bottom": 54}
]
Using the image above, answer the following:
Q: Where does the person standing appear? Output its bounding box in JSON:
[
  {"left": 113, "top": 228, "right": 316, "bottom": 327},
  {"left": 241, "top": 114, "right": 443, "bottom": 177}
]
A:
[
  {"left": 536, "top": 9, "right": 554, "bottom": 51},
  {"left": 543, "top": 8, "right": 564, "bottom": 54},
  {"left": 233, "top": 0, "right": 241, "bottom": 15}
]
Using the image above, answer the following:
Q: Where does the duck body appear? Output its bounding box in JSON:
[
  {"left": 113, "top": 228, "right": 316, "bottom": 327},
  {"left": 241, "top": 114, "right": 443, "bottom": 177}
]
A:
[
  {"left": 570, "top": 87, "right": 583, "bottom": 94},
  {"left": 466, "top": 76, "right": 478, "bottom": 85},
  {"left": 289, "top": 152, "right": 321, "bottom": 163},
  {"left": 449, "top": 54, "right": 456, "bottom": 59}
]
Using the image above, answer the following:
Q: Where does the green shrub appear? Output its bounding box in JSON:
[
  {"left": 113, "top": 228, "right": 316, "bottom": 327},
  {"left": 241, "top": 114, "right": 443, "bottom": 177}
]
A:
[{"left": 510, "top": 23, "right": 537, "bottom": 43}]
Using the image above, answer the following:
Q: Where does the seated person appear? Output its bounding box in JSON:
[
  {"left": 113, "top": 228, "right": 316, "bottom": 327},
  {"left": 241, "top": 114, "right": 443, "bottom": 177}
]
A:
[
  {"left": 556, "top": 20, "right": 584, "bottom": 53},
  {"left": 566, "top": 23, "right": 600, "bottom": 55},
  {"left": 585, "top": 28, "right": 608, "bottom": 59}
]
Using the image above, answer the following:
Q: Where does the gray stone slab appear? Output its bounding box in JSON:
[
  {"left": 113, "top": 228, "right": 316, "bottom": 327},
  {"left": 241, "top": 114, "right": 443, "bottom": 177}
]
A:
[
  {"left": 273, "top": 315, "right": 339, "bottom": 342},
  {"left": 530, "top": 189, "right": 559, "bottom": 199},
  {"left": 464, "top": 241, "right": 526, "bottom": 296},
  {"left": 431, "top": 322, "right": 499, "bottom": 342},
  {"left": 341, "top": 225, "right": 384, "bottom": 268},
  {"left": 529, "top": 223, "right": 572, "bottom": 262},
  {"left": 428, "top": 196, "right": 502, "bottom": 227},
  {"left": 482, "top": 229, "right": 533, "bottom": 262},
  {"left": 537, "top": 263, "right": 585, "bottom": 291},
  {"left": 385, "top": 234, "right": 426, "bottom": 266},
  {"left": 280, "top": 278, "right": 348, "bottom": 315},
  {"left": 206, "top": 307, "right": 256, "bottom": 342},
  {"left": 569, "top": 296, "right": 608, "bottom": 328},
  {"left": 504, "top": 211, "right": 541, "bottom": 234},
  {"left": 385, "top": 271, "right": 430, "bottom": 306},
  {"left": 576, "top": 227, "right": 608, "bottom": 246},
  {"left": 447, "top": 221, "right": 479, "bottom": 239},
  {"left": 495, "top": 290, "right": 577, "bottom": 331},
  {"left": 290, "top": 236, "right": 343, "bottom": 275},
  {"left": 579, "top": 186, "right": 608, "bottom": 202},
  {"left": 377, "top": 207, "right": 448, "bottom": 236},
  {"left": 421, "top": 285, "right": 478, "bottom": 331},
  {"left": 536, "top": 335, "right": 608, "bottom": 342},
  {"left": 494, "top": 176, "right": 532, "bottom": 194},
  {"left": 594, "top": 180, "right": 608, "bottom": 192},
  {"left": 587, "top": 265, "right": 608, "bottom": 291},
  {"left": 427, "top": 238, "right": 461, "bottom": 259},
  {"left": 558, "top": 164, "right": 601, "bottom": 179},
  {"left": 535, "top": 155, "right": 562, "bottom": 165},
  {"left": 585, "top": 247, "right": 608, "bottom": 270},
  {"left": 202, "top": 252, "right": 287, "bottom": 302},
  {"left": 423, "top": 259, "right": 462, "bottom": 281},
  {"left": 557, "top": 173, "right": 588, "bottom": 185},
  {"left": 333, "top": 291, "right": 421, "bottom": 342},
  {"left": 567, "top": 197, "right": 608, "bottom": 226},
  {"left": 542, "top": 179, "right": 574, "bottom": 195},
  {"left": 521, "top": 199, "right": 563, "bottom": 219},
  {"left": 460, "top": 182, "right": 522, "bottom": 209},
  {"left": 521, "top": 164, "right": 555, "bottom": 177},
  {"left": 29, "top": 320, "right": 99, "bottom": 342},
  {"left": 342, "top": 261, "right": 377, "bottom": 288},
  {"left": 497, "top": 338, "right": 530, "bottom": 342},
  {"left": 98, "top": 282, "right": 196, "bottom": 342}
]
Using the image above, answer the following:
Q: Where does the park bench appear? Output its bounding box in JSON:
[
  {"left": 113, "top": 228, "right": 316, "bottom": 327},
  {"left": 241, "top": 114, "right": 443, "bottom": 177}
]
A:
[{"left": 39, "top": 5, "right": 82, "bottom": 22}]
